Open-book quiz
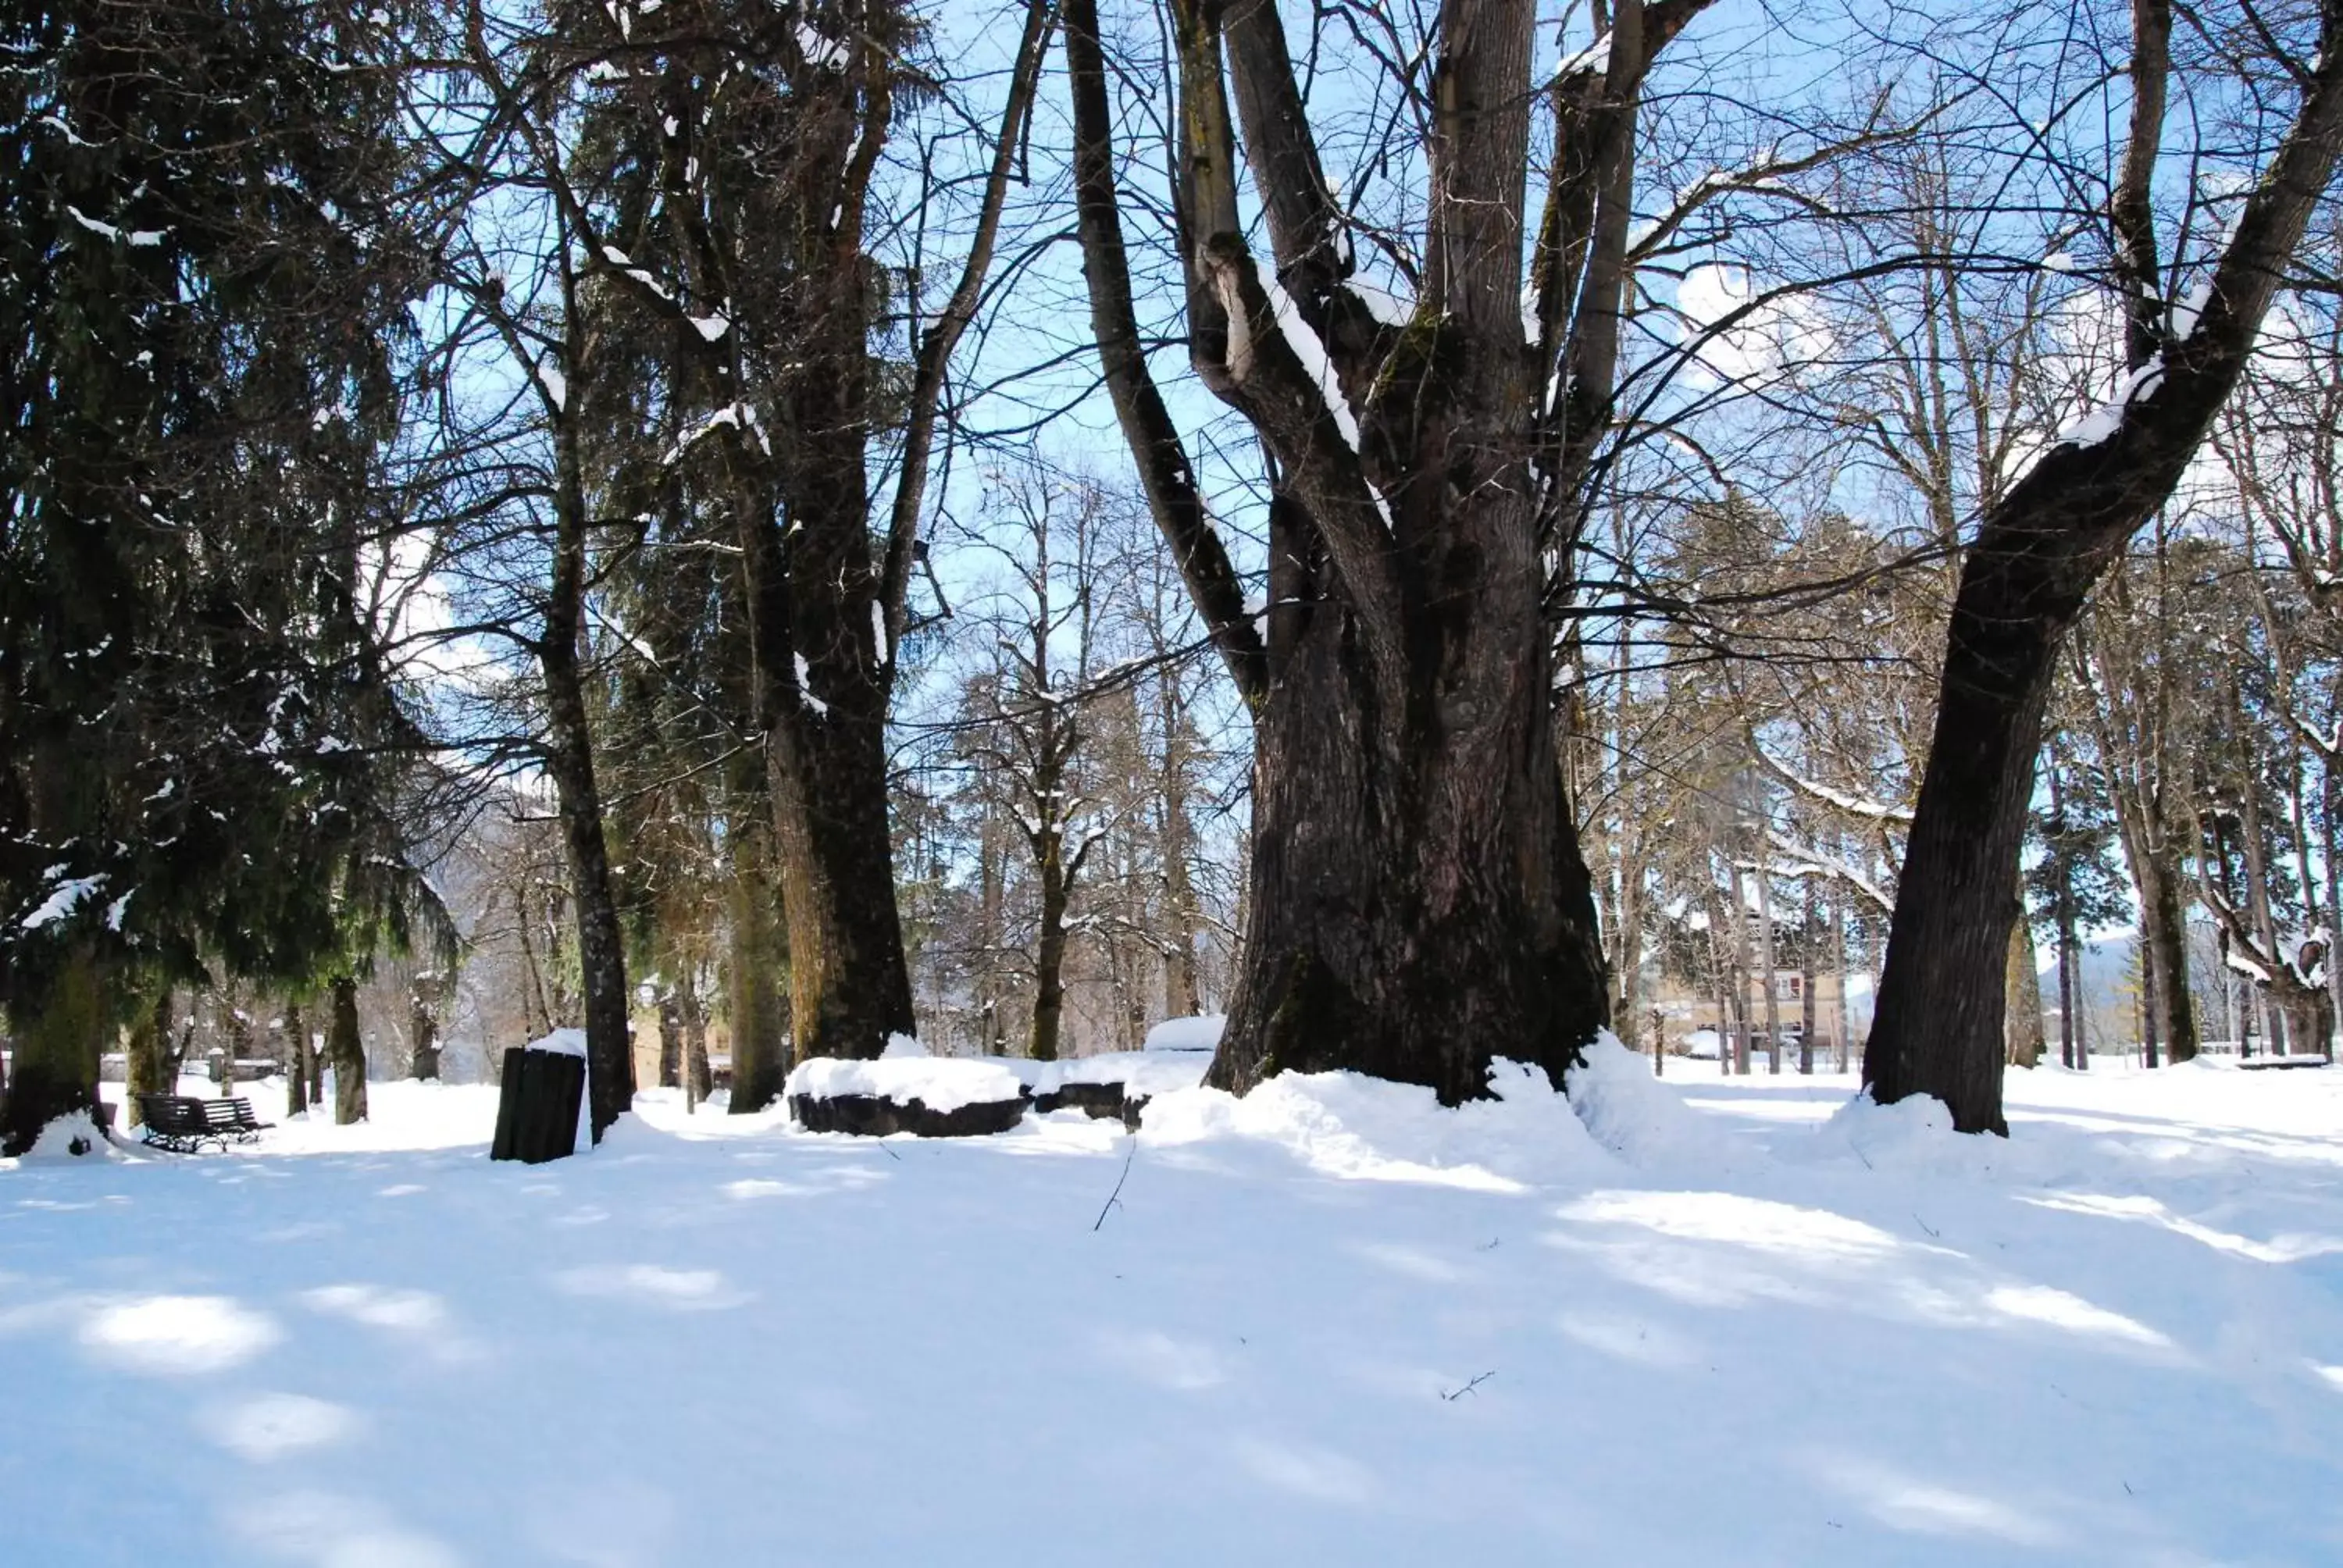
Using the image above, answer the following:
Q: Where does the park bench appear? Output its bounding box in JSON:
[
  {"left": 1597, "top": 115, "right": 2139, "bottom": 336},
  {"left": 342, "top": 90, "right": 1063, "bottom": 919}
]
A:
[{"left": 135, "top": 1093, "right": 273, "bottom": 1153}]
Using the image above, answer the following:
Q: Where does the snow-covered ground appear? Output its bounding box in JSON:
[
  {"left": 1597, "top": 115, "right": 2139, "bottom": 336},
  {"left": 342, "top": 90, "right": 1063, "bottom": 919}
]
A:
[{"left": 5, "top": 1050, "right": 2341, "bottom": 1566}]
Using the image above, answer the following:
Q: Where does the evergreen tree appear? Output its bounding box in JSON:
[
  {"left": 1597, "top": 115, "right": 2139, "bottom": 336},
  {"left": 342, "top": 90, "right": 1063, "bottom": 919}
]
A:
[{"left": 0, "top": 0, "right": 432, "bottom": 1149}]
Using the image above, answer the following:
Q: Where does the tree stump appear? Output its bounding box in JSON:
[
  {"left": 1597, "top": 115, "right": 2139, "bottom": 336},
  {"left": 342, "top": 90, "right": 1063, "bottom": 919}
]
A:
[
  {"left": 787, "top": 1092, "right": 1026, "bottom": 1139},
  {"left": 490, "top": 1046, "right": 586, "bottom": 1163}
]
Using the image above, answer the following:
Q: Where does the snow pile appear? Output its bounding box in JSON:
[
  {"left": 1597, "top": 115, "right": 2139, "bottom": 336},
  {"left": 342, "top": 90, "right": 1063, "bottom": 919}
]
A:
[
  {"left": 1812, "top": 1087, "right": 2006, "bottom": 1177},
  {"left": 1566, "top": 1030, "right": 1715, "bottom": 1165},
  {"left": 525, "top": 1028, "right": 587, "bottom": 1058},
  {"left": 1144, "top": 1058, "right": 1597, "bottom": 1190},
  {"left": 784, "top": 1054, "right": 1025, "bottom": 1114},
  {"left": 1040, "top": 1051, "right": 1211, "bottom": 1099},
  {"left": 1143, "top": 1014, "right": 1224, "bottom": 1053},
  {"left": 15, "top": 1109, "right": 123, "bottom": 1161}
]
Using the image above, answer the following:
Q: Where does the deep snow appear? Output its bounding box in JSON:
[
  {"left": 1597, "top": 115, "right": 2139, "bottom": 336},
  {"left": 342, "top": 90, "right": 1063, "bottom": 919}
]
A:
[{"left": 4, "top": 1047, "right": 2341, "bottom": 1566}]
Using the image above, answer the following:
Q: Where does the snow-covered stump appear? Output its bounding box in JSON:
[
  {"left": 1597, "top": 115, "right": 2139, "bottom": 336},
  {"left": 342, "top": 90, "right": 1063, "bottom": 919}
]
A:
[
  {"left": 1028, "top": 1037, "right": 1219, "bottom": 1129},
  {"left": 781, "top": 1029, "right": 1221, "bottom": 1140},
  {"left": 785, "top": 1049, "right": 1028, "bottom": 1139},
  {"left": 788, "top": 1092, "right": 1028, "bottom": 1139},
  {"left": 490, "top": 1035, "right": 587, "bottom": 1164}
]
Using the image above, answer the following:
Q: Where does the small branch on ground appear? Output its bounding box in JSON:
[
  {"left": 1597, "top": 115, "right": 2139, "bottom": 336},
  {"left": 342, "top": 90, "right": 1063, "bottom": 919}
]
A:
[
  {"left": 1091, "top": 1133, "right": 1136, "bottom": 1231},
  {"left": 1440, "top": 1370, "right": 1497, "bottom": 1402}
]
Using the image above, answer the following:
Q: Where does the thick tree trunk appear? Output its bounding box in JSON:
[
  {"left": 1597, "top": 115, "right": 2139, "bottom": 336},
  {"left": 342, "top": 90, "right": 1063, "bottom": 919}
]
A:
[
  {"left": 327, "top": 975, "right": 367, "bottom": 1126},
  {"left": 1867, "top": 579, "right": 2057, "bottom": 1131},
  {"left": 1, "top": 945, "right": 110, "bottom": 1154},
  {"left": 125, "top": 988, "right": 173, "bottom": 1126},
  {"left": 725, "top": 794, "right": 791, "bottom": 1113},
  {"left": 1206, "top": 554, "right": 1609, "bottom": 1102},
  {"left": 740, "top": 479, "right": 914, "bottom": 1064}
]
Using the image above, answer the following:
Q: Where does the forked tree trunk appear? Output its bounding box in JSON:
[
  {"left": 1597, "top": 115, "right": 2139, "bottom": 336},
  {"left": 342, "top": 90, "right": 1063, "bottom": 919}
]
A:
[
  {"left": 0, "top": 944, "right": 109, "bottom": 1154},
  {"left": 327, "top": 975, "right": 367, "bottom": 1126},
  {"left": 1061, "top": 0, "right": 1687, "bottom": 1103},
  {"left": 1869, "top": 8, "right": 2343, "bottom": 1131}
]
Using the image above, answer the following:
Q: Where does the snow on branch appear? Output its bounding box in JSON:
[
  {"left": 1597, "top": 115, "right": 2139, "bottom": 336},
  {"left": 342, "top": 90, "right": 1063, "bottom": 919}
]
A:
[
  {"left": 1758, "top": 828, "right": 1894, "bottom": 914},
  {"left": 1751, "top": 745, "right": 1913, "bottom": 824}
]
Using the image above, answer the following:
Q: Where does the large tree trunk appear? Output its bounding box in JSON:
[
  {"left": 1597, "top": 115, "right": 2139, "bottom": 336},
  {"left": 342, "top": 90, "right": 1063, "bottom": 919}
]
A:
[
  {"left": 327, "top": 974, "right": 367, "bottom": 1126},
  {"left": 1207, "top": 555, "right": 1609, "bottom": 1101},
  {"left": 725, "top": 34, "right": 915, "bottom": 1068},
  {"left": 1, "top": 944, "right": 110, "bottom": 1154},
  {"left": 741, "top": 486, "right": 913, "bottom": 1064},
  {"left": 1868, "top": 11, "right": 2343, "bottom": 1131}
]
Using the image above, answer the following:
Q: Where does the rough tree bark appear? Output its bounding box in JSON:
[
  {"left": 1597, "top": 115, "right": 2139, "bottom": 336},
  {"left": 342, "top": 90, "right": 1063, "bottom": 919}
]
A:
[
  {"left": 0, "top": 944, "right": 109, "bottom": 1154},
  {"left": 1866, "top": 1, "right": 2343, "bottom": 1131}
]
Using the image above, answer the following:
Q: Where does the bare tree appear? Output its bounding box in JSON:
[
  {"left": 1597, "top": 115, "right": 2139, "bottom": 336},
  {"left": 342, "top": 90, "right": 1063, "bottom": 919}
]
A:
[{"left": 1868, "top": 0, "right": 2343, "bottom": 1131}]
